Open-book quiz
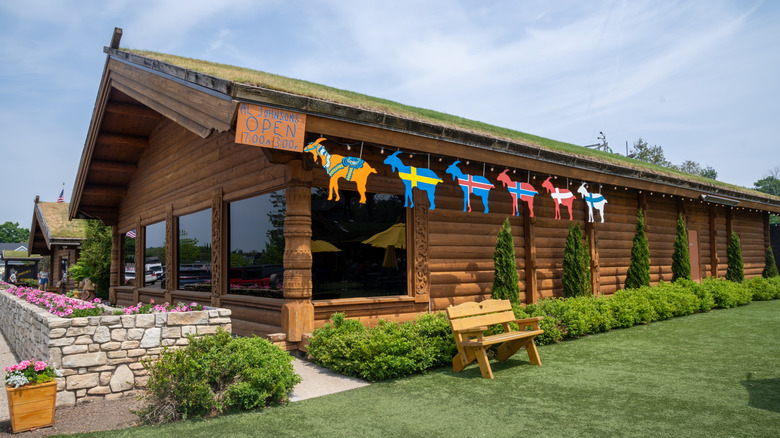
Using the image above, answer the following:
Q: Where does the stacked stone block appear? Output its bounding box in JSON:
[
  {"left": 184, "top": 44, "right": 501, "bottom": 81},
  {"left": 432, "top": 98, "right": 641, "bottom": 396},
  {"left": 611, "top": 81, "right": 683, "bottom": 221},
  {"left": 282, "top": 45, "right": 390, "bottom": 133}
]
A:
[{"left": 0, "top": 287, "right": 231, "bottom": 406}]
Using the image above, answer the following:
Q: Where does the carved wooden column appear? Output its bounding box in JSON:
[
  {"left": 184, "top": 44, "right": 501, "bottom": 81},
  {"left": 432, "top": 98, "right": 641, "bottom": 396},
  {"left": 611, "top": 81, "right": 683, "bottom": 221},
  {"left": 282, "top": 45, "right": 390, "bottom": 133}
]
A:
[
  {"left": 134, "top": 223, "right": 144, "bottom": 304},
  {"left": 523, "top": 207, "right": 537, "bottom": 304},
  {"left": 282, "top": 160, "right": 313, "bottom": 343},
  {"left": 164, "top": 206, "right": 175, "bottom": 303},
  {"left": 211, "top": 188, "right": 225, "bottom": 307},
  {"left": 411, "top": 190, "right": 430, "bottom": 304},
  {"left": 109, "top": 226, "right": 121, "bottom": 304}
]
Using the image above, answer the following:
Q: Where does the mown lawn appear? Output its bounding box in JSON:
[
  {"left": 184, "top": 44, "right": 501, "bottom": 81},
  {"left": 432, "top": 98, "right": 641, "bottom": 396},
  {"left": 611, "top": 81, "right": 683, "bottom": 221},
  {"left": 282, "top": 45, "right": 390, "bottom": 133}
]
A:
[{"left": 71, "top": 300, "right": 780, "bottom": 437}]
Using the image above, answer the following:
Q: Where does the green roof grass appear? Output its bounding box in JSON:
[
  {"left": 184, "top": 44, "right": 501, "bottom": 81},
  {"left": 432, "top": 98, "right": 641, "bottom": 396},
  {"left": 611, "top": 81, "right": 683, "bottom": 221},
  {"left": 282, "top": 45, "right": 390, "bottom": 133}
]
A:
[
  {"left": 128, "top": 49, "right": 778, "bottom": 201},
  {"left": 38, "top": 202, "right": 87, "bottom": 239}
]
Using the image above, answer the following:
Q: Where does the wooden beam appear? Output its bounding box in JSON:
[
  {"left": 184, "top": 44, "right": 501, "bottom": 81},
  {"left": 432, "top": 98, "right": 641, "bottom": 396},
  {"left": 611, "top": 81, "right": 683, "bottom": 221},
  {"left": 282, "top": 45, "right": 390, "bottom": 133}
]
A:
[
  {"left": 76, "top": 206, "right": 118, "bottom": 225},
  {"left": 104, "top": 101, "right": 161, "bottom": 120},
  {"left": 90, "top": 159, "right": 138, "bottom": 174},
  {"left": 211, "top": 187, "right": 225, "bottom": 306},
  {"left": 82, "top": 184, "right": 128, "bottom": 198},
  {"left": 584, "top": 218, "right": 600, "bottom": 297},
  {"left": 96, "top": 133, "right": 148, "bottom": 149},
  {"left": 710, "top": 205, "right": 719, "bottom": 277}
]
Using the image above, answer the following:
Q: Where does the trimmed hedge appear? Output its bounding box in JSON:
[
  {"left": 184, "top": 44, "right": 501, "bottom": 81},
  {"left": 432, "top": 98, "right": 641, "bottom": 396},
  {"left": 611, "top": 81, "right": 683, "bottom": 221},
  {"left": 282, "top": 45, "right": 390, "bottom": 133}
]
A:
[{"left": 308, "top": 277, "right": 780, "bottom": 380}]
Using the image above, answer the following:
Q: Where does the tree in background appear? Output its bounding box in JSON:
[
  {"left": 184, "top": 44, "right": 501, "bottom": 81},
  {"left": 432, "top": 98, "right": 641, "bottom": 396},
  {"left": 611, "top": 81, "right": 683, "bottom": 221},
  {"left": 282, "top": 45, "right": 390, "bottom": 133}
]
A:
[
  {"left": 753, "top": 167, "right": 780, "bottom": 224},
  {"left": 562, "top": 223, "right": 591, "bottom": 298},
  {"left": 625, "top": 209, "right": 651, "bottom": 289},
  {"left": 726, "top": 232, "right": 744, "bottom": 283},
  {"left": 763, "top": 246, "right": 779, "bottom": 278},
  {"left": 629, "top": 138, "right": 717, "bottom": 180},
  {"left": 671, "top": 213, "right": 692, "bottom": 282},
  {"left": 0, "top": 221, "right": 30, "bottom": 243},
  {"left": 69, "top": 220, "right": 112, "bottom": 298},
  {"left": 491, "top": 218, "right": 520, "bottom": 305}
]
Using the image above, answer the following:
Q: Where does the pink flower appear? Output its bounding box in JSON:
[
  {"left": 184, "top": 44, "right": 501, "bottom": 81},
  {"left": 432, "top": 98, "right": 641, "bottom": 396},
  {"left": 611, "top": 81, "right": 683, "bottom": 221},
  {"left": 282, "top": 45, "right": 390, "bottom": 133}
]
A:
[
  {"left": 34, "top": 361, "right": 47, "bottom": 372},
  {"left": 17, "top": 360, "right": 30, "bottom": 370}
]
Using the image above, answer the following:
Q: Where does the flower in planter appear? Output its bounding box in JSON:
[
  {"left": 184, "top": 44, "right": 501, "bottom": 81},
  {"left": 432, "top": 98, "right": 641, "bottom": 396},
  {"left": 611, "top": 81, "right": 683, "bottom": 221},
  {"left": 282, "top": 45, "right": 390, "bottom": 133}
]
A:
[{"left": 4, "top": 359, "right": 60, "bottom": 388}]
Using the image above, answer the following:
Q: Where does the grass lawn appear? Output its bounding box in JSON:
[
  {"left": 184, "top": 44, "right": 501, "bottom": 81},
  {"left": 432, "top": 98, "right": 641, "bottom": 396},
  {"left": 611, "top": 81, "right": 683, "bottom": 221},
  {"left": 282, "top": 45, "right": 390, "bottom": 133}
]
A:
[{"left": 73, "top": 300, "right": 780, "bottom": 437}]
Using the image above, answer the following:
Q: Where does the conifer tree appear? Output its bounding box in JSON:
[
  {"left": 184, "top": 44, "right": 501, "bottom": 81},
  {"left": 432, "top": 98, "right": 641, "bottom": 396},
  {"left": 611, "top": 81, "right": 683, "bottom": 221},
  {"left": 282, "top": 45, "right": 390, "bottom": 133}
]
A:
[
  {"left": 625, "top": 208, "right": 651, "bottom": 289},
  {"left": 762, "top": 246, "right": 779, "bottom": 278},
  {"left": 726, "top": 231, "right": 744, "bottom": 283},
  {"left": 562, "top": 223, "right": 591, "bottom": 298},
  {"left": 671, "top": 213, "right": 692, "bottom": 282},
  {"left": 491, "top": 218, "right": 520, "bottom": 305}
]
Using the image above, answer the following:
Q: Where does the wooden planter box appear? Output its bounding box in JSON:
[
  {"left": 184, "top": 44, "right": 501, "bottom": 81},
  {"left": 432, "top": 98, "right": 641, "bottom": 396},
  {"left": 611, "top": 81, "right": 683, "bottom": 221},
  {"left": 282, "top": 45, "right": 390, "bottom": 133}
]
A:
[{"left": 5, "top": 380, "right": 57, "bottom": 433}]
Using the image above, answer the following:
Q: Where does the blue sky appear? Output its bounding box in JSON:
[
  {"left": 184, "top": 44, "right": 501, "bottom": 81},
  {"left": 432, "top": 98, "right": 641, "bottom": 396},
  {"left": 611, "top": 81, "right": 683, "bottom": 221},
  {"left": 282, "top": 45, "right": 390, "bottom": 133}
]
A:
[{"left": 1, "top": 0, "right": 778, "bottom": 230}]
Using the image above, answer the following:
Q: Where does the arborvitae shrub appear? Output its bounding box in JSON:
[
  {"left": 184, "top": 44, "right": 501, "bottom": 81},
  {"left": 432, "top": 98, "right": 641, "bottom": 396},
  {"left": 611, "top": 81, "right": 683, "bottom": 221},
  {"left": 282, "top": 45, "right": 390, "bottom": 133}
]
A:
[
  {"left": 726, "top": 232, "right": 744, "bottom": 283},
  {"left": 625, "top": 209, "right": 651, "bottom": 289},
  {"left": 671, "top": 213, "right": 692, "bottom": 282},
  {"left": 763, "top": 246, "right": 779, "bottom": 278},
  {"left": 491, "top": 218, "right": 521, "bottom": 305},
  {"left": 562, "top": 223, "right": 591, "bottom": 298}
]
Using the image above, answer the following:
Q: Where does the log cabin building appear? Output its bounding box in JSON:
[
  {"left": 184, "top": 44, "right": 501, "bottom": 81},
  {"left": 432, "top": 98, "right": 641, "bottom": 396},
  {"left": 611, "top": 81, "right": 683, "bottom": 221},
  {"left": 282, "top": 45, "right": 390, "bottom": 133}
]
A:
[
  {"left": 29, "top": 197, "right": 87, "bottom": 291},
  {"left": 69, "top": 30, "right": 780, "bottom": 350}
]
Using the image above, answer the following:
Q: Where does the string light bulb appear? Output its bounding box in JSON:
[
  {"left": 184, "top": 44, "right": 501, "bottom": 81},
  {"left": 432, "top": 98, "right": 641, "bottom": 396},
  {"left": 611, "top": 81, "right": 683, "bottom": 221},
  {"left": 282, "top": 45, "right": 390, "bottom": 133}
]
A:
[{"left": 380, "top": 147, "right": 384, "bottom": 155}]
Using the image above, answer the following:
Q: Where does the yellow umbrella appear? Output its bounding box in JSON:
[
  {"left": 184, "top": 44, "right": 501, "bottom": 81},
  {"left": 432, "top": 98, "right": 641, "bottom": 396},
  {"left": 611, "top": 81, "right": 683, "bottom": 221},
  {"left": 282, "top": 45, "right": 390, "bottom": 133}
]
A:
[
  {"left": 382, "top": 245, "right": 397, "bottom": 269},
  {"left": 311, "top": 240, "right": 341, "bottom": 253},
  {"left": 362, "top": 223, "right": 406, "bottom": 249}
]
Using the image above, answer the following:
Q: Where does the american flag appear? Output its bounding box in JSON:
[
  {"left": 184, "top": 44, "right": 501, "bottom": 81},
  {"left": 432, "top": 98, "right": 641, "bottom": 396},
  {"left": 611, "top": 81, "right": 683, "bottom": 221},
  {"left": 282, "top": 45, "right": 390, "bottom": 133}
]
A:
[
  {"left": 126, "top": 230, "right": 136, "bottom": 238},
  {"left": 56, "top": 187, "right": 64, "bottom": 203}
]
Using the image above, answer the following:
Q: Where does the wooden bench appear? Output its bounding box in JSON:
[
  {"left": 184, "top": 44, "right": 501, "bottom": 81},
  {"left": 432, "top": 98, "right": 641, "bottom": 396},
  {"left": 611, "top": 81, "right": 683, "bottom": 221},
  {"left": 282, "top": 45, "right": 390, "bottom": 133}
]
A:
[{"left": 446, "top": 299, "right": 544, "bottom": 379}]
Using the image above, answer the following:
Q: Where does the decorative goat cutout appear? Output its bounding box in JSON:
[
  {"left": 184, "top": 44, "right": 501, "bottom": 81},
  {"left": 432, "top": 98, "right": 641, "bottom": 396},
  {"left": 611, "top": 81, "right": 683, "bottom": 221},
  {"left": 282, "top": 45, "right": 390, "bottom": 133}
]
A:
[
  {"left": 304, "top": 138, "right": 377, "bottom": 203},
  {"left": 497, "top": 169, "right": 537, "bottom": 217},
  {"left": 578, "top": 182, "right": 607, "bottom": 223},
  {"left": 542, "top": 177, "right": 575, "bottom": 221},
  {"left": 384, "top": 151, "right": 443, "bottom": 209},
  {"left": 446, "top": 161, "right": 494, "bottom": 213}
]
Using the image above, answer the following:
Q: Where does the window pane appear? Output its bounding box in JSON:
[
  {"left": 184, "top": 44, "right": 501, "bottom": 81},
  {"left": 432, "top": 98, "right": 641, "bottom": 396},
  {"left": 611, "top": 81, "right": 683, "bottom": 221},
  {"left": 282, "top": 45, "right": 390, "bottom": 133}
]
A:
[
  {"left": 144, "top": 222, "right": 165, "bottom": 289},
  {"left": 178, "top": 209, "right": 212, "bottom": 291},
  {"left": 123, "top": 232, "right": 135, "bottom": 286},
  {"left": 311, "top": 188, "right": 407, "bottom": 299},
  {"left": 228, "top": 190, "right": 285, "bottom": 298}
]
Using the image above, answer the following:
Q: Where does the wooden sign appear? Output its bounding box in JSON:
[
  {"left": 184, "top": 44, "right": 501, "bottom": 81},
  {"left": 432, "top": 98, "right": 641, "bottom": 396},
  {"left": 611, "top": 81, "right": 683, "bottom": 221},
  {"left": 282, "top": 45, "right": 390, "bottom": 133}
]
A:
[{"left": 235, "top": 103, "right": 306, "bottom": 152}]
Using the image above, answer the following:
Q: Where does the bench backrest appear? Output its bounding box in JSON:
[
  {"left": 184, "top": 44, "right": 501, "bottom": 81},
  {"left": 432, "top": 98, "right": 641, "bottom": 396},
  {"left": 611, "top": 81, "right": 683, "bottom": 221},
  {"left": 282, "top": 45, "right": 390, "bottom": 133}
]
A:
[{"left": 446, "top": 299, "right": 515, "bottom": 332}]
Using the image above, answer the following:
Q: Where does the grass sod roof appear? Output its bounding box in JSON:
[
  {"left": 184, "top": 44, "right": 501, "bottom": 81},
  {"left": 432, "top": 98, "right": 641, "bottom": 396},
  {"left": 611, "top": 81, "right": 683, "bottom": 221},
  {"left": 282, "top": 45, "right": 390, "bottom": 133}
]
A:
[
  {"left": 37, "top": 202, "right": 87, "bottom": 240},
  {"left": 126, "top": 49, "right": 780, "bottom": 206}
]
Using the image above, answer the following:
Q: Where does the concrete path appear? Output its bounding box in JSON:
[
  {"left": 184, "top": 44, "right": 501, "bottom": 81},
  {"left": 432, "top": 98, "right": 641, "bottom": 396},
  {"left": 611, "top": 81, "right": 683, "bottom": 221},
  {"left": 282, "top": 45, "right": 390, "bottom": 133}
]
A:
[
  {"left": 0, "top": 330, "right": 18, "bottom": 422},
  {"left": 0, "top": 329, "right": 366, "bottom": 422}
]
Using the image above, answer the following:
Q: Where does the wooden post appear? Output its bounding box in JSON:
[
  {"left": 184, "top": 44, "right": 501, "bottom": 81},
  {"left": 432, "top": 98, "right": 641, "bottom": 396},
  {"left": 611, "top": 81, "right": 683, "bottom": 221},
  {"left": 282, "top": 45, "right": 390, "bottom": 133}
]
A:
[
  {"left": 584, "top": 219, "right": 600, "bottom": 296},
  {"left": 412, "top": 190, "right": 430, "bottom": 304},
  {"left": 134, "top": 223, "right": 144, "bottom": 304},
  {"left": 764, "top": 212, "right": 771, "bottom": 249},
  {"left": 109, "top": 226, "right": 121, "bottom": 304},
  {"left": 522, "top": 207, "right": 537, "bottom": 304},
  {"left": 281, "top": 160, "right": 314, "bottom": 343},
  {"left": 164, "top": 206, "right": 175, "bottom": 303},
  {"left": 709, "top": 205, "right": 719, "bottom": 277},
  {"left": 211, "top": 188, "right": 225, "bottom": 307},
  {"left": 726, "top": 208, "right": 734, "bottom": 243}
]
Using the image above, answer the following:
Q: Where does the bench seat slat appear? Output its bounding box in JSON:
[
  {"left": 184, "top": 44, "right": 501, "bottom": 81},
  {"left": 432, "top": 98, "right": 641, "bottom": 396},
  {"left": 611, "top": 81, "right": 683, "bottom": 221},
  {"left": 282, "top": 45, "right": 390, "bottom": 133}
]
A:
[
  {"left": 459, "top": 330, "right": 544, "bottom": 347},
  {"left": 449, "top": 310, "right": 516, "bottom": 332}
]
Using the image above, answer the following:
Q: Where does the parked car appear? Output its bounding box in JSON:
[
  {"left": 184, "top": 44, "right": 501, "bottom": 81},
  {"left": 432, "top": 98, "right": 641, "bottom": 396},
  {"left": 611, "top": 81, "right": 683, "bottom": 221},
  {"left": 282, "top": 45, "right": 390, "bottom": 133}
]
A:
[
  {"left": 230, "top": 264, "right": 283, "bottom": 288},
  {"left": 178, "top": 268, "right": 211, "bottom": 286},
  {"left": 124, "top": 270, "right": 157, "bottom": 284}
]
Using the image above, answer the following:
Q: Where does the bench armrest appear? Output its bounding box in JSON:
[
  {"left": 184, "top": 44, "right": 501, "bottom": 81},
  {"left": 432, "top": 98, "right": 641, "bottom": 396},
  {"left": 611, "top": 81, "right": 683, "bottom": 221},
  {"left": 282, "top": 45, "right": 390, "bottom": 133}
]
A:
[{"left": 513, "top": 316, "right": 543, "bottom": 330}]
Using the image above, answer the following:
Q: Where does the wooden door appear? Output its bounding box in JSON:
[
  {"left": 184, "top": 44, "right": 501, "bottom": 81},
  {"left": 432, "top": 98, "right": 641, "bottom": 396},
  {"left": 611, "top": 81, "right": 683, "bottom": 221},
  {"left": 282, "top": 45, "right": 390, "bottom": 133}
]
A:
[{"left": 688, "top": 229, "right": 701, "bottom": 281}]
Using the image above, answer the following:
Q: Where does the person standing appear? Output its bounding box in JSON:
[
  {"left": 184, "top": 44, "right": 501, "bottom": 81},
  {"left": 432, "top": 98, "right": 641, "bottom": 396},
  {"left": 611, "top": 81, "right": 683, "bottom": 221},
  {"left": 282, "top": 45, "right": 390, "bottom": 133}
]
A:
[{"left": 38, "top": 268, "right": 49, "bottom": 291}]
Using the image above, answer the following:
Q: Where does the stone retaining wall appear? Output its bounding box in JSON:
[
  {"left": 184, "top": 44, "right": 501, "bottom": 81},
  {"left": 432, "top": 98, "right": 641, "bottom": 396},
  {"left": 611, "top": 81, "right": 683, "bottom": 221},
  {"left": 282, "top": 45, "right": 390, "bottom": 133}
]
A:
[{"left": 0, "top": 287, "right": 231, "bottom": 406}]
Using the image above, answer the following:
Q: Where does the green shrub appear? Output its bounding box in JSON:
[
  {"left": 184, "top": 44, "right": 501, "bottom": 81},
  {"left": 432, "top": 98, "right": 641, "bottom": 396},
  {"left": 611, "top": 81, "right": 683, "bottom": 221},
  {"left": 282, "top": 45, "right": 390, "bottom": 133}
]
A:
[
  {"left": 676, "top": 279, "right": 715, "bottom": 312},
  {"left": 138, "top": 328, "right": 300, "bottom": 424},
  {"left": 744, "top": 276, "right": 780, "bottom": 301},
  {"left": 563, "top": 223, "right": 591, "bottom": 298},
  {"left": 671, "top": 214, "right": 692, "bottom": 282},
  {"left": 763, "top": 246, "right": 779, "bottom": 278},
  {"left": 513, "top": 302, "right": 564, "bottom": 345},
  {"left": 726, "top": 232, "right": 744, "bottom": 283},
  {"left": 701, "top": 277, "right": 751, "bottom": 308},
  {"left": 625, "top": 209, "right": 651, "bottom": 289},
  {"left": 307, "top": 312, "right": 456, "bottom": 382},
  {"left": 491, "top": 218, "right": 521, "bottom": 306}
]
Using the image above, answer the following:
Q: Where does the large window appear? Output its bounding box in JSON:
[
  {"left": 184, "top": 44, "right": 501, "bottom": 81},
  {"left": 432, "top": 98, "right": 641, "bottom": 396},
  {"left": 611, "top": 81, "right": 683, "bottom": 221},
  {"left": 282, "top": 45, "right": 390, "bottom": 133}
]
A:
[
  {"left": 144, "top": 222, "right": 165, "bottom": 289},
  {"left": 228, "top": 190, "right": 285, "bottom": 298},
  {"left": 311, "top": 188, "right": 407, "bottom": 299},
  {"left": 178, "top": 209, "right": 212, "bottom": 291}
]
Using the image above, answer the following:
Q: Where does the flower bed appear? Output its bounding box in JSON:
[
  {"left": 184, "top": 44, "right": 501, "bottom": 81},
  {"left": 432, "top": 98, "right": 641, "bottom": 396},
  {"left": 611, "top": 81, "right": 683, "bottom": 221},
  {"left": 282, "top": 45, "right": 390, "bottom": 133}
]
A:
[{"left": 0, "top": 284, "right": 232, "bottom": 406}]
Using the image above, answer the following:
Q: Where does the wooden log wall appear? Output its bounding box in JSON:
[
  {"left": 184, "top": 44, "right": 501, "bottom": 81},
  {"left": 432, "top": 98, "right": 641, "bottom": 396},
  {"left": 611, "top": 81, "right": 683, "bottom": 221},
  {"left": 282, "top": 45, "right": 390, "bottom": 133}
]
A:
[
  {"left": 733, "top": 209, "right": 766, "bottom": 277},
  {"left": 597, "top": 188, "right": 641, "bottom": 294},
  {"left": 114, "top": 118, "right": 288, "bottom": 337},
  {"left": 644, "top": 194, "right": 678, "bottom": 285}
]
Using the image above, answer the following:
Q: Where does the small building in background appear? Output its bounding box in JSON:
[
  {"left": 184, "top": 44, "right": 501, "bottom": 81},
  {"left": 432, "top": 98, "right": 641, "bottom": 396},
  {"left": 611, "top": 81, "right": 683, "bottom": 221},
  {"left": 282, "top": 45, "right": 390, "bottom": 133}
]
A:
[{"left": 28, "top": 196, "right": 87, "bottom": 291}]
